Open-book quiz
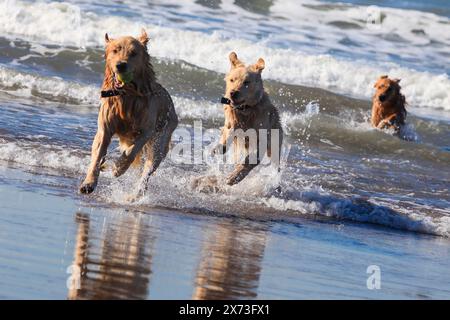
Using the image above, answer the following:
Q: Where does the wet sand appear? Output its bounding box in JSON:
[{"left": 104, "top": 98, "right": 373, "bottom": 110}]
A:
[{"left": 1, "top": 164, "right": 449, "bottom": 300}]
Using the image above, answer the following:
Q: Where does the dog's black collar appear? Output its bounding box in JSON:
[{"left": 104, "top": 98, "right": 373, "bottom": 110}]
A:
[
  {"left": 220, "top": 97, "right": 250, "bottom": 111},
  {"left": 233, "top": 104, "right": 250, "bottom": 111},
  {"left": 101, "top": 89, "right": 121, "bottom": 98}
]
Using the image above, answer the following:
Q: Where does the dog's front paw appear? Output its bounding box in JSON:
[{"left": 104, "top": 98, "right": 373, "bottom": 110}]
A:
[
  {"left": 99, "top": 162, "right": 108, "bottom": 172},
  {"left": 226, "top": 173, "right": 240, "bottom": 186},
  {"left": 192, "top": 176, "right": 220, "bottom": 193},
  {"left": 377, "top": 120, "right": 388, "bottom": 130},
  {"left": 113, "top": 154, "right": 129, "bottom": 177},
  {"left": 79, "top": 181, "right": 96, "bottom": 194},
  {"left": 388, "top": 119, "right": 401, "bottom": 132},
  {"left": 126, "top": 187, "right": 145, "bottom": 203},
  {"left": 226, "top": 167, "right": 251, "bottom": 186}
]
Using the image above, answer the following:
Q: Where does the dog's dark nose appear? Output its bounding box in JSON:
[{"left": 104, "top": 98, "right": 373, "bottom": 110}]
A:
[
  {"left": 379, "top": 94, "right": 386, "bottom": 102},
  {"left": 116, "top": 62, "right": 128, "bottom": 73},
  {"left": 230, "top": 90, "right": 240, "bottom": 99}
]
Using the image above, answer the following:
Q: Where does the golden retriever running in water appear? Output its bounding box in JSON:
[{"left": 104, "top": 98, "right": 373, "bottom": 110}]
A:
[
  {"left": 213, "top": 52, "right": 283, "bottom": 185},
  {"left": 371, "top": 75, "right": 407, "bottom": 133},
  {"left": 79, "top": 29, "right": 178, "bottom": 196}
]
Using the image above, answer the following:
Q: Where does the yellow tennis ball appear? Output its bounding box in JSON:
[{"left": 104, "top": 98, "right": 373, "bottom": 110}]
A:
[{"left": 117, "top": 71, "right": 133, "bottom": 84}]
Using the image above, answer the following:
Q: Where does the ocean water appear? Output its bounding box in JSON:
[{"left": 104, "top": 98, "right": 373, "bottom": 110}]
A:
[{"left": 0, "top": 0, "right": 449, "bottom": 299}]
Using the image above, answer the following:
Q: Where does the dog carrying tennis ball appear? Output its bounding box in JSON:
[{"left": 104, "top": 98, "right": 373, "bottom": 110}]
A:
[{"left": 117, "top": 71, "right": 134, "bottom": 84}]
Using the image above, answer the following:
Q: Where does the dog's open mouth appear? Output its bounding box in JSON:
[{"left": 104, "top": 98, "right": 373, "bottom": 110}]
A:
[
  {"left": 114, "top": 75, "right": 124, "bottom": 89},
  {"left": 220, "top": 96, "right": 244, "bottom": 106},
  {"left": 231, "top": 99, "right": 245, "bottom": 107},
  {"left": 221, "top": 97, "right": 231, "bottom": 104}
]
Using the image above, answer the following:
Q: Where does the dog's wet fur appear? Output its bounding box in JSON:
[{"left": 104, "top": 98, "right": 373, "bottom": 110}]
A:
[
  {"left": 79, "top": 29, "right": 178, "bottom": 198},
  {"left": 78, "top": 31, "right": 414, "bottom": 197},
  {"left": 193, "top": 52, "right": 283, "bottom": 190},
  {"left": 371, "top": 75, "right": 407, "bottom": 134}
]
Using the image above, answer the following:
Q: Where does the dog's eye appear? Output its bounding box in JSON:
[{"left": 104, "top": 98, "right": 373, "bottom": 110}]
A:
[
  {"left": 243, "top": 80, "right": 250, "bottom": 86},
  {"left": 230, "top": 79, "right": 234, "bottom": 83}
]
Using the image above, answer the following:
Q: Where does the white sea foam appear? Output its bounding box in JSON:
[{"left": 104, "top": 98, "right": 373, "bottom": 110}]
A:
[
  {"left": 105, "top": 159, "right": 450, "bottom": 237},
  {"left": 263, "top": 192, "right": 450, "bottom": 237},
  {"left": 1, "top": 137, "right": 449, "bottom": 237},
  {"left": 0, "top": 66, "right": 98, "bottom": 105},
  {"left": 0, "top": 0, "right": 449, "bottom": 111},
  {"left": 0, "top": 139, "right": 89, "bottom": 172}
]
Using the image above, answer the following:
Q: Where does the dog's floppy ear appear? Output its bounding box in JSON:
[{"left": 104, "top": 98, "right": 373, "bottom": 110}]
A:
[
  {"left": 105, "top": 33, "right": 111, "bottom": 45},
  {"left": 253, "top": 58, "right": 265, "bottom": 73},
  {"left": 229, "top": 52, "right": 244, "bottom": 69},
  {"left": 138, "top": 28, "right": 149, "bottom": 47},
  {"left": 374, "top": 75, "right": 388, "bottom": 87},
  {"left": 394, "top": 78, "right": 401, "bottom": 84}
]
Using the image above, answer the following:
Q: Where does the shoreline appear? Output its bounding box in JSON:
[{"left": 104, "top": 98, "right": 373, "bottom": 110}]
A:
[
  {"left": 1, "top": 165, "right": 450, "bottom": 299},
  {"left": 2, "top": 160, "right": 449, "bottom": 238}
]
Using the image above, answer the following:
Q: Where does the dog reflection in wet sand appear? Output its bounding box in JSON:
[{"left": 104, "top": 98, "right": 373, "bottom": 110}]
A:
[
  {"left": 371, "top": 75, "right": 407, "bottom": 135},
  {"left": 193, "top": 52, "right": 283, "bottom": 191},
  {"left": 193, "top": 221, "right": 267, "bottom": 299},
  {"left": 67, "top": 213, "right": 153, "bottom": 300}
]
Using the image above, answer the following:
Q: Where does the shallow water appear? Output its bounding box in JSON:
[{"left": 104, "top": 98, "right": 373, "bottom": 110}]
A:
[
  {"left": 0, "top": 0, "right": 449, "bottom": 299},
  {"left": 1, "top": 167, "right": 449, "bottom": 299}
]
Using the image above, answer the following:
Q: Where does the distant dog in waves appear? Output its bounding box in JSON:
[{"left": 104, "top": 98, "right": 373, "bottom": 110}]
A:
[{"left": 371, "top": 75, "right": 407, "bottom": 134}]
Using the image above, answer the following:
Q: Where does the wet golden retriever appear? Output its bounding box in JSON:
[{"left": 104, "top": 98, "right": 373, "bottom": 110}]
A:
[
  {"left": 371, "top": 75, "right": 407, "bottom": 133},
  {"left": 213, "top": 52, "right": 283, "bottom": 185},
  {"left": 79, "top": 29, "right": 178, "bottom": 197}
]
